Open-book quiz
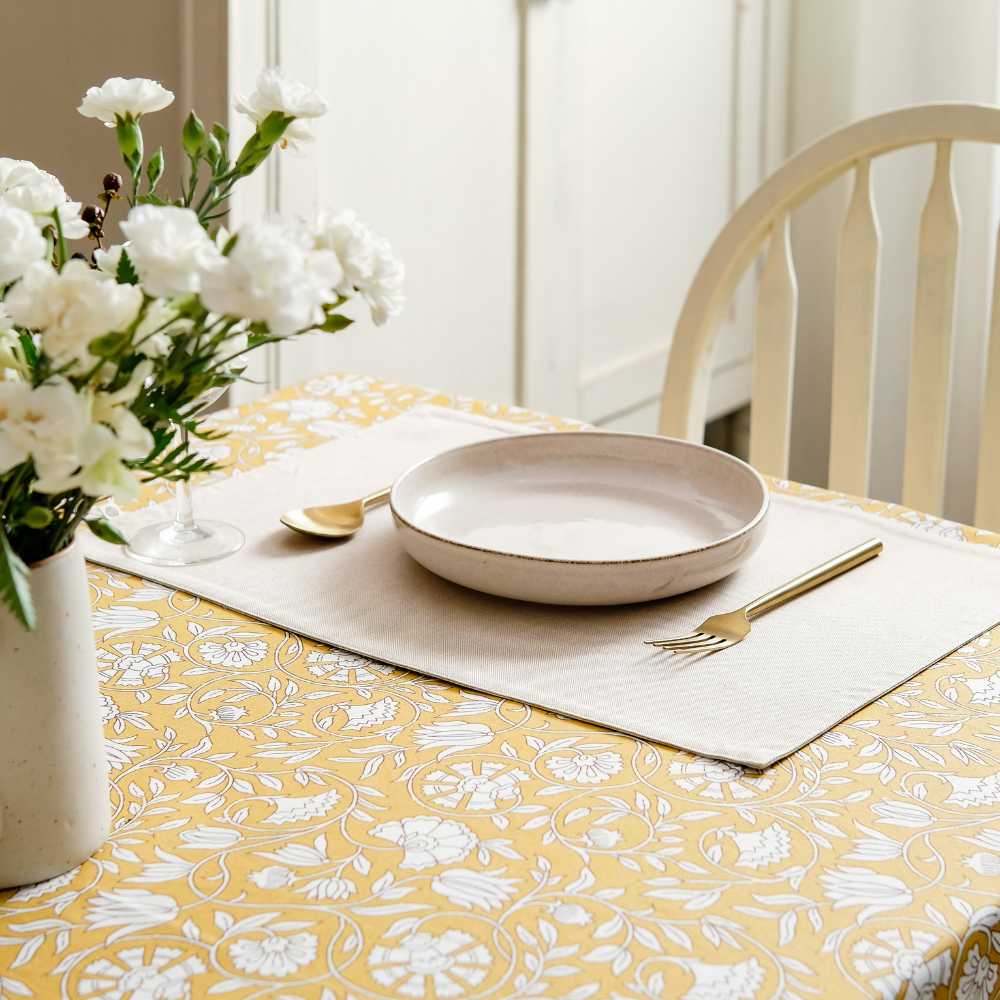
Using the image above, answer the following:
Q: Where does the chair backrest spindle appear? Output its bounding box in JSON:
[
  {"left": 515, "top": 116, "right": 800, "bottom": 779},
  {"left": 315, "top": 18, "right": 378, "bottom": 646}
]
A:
[
  {"left": 975, "top": 219, "right": 1000, "bottom": 528},
  {"left": 748, "top": 213, "right": 798, "bottom": 477},
  {"left": 901, "top": 139, "right": 961, "bottom": 516},
  {"left": 828, "top": 157, "right": 881, "bottom": 496},
  {"left": 659, "top": 104, "right": 1000, "bottom": 527}
]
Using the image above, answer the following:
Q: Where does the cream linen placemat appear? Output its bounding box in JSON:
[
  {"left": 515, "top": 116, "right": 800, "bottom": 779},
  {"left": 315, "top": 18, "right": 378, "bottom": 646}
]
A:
[{"left": 83, "top": 408, "right": 1000, "bottom": 768}]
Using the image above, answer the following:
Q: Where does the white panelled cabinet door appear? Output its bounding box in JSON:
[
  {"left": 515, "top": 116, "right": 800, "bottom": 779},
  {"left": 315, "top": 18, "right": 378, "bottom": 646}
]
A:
[{"left": 228, "top": 0, "right": 784, "bottom": 432}]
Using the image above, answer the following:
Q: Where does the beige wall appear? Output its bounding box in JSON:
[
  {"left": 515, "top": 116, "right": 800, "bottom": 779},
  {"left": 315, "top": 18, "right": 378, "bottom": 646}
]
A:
[{"left": 0, "top": 0, "right": 227, "bottom": 243}]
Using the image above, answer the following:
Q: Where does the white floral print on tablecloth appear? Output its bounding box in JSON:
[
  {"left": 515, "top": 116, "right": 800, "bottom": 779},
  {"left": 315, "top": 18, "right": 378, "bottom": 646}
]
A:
[{"left": 2, "top": 374, "right": 1000, "bottom": 998}]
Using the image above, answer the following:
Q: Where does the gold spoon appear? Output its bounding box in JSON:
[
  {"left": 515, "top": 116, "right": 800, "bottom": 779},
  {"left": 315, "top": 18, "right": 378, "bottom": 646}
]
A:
[{"left": 280, "top": 486, "right": 392, "bottom": 539}]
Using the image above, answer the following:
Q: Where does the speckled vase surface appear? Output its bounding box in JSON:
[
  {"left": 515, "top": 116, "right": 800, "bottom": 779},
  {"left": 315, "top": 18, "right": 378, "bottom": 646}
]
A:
[{"left": 0, "top": 539, "right": 109, "bottom": 888}]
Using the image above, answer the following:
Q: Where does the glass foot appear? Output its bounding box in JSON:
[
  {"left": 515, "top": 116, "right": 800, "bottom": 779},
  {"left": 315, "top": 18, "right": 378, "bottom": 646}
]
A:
[{"left": 126, "top": 520, "right": 245, "bottom": 567}]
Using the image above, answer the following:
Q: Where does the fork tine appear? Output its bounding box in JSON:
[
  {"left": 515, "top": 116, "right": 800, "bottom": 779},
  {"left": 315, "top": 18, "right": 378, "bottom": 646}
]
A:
[
  {"left": 660, "top": 642, "right": 725, "bottom": 653},
  {"left": 666, "top": 640, "right": 732, "bottom": 654},
  {"left": 649, "top": 640, "right": 714, "bottom": 650},
  {"left": 648, "top": 633, "right": 712, "bottom": 648},
  {"left": 644, "top": 631, "right": 704, "bottom": 647},
  {"left": 659, "top": 636, "right": 731, "bottom": 652}
]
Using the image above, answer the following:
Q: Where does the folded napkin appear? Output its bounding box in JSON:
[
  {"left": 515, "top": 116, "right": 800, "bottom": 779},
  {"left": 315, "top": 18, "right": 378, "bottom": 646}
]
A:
[{"left": 83, "top": 407, "right": 1000, "bottom": 768}]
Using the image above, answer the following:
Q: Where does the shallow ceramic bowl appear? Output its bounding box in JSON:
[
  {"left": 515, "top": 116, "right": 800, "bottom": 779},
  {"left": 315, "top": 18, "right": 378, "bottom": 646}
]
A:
[{"left": 390, "top": 431, "right": 769, "bottom": 605}]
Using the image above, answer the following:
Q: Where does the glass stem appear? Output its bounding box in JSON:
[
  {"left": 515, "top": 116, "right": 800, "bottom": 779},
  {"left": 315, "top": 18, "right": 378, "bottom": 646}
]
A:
[{"left": 173, "top": 425, "right": 196, "bottom": 532}]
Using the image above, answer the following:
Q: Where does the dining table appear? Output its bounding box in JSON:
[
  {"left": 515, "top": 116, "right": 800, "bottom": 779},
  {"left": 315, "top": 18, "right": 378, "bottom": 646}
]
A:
[{"left": 2, "top": 370, "right": 1000, "bottom": 1000}]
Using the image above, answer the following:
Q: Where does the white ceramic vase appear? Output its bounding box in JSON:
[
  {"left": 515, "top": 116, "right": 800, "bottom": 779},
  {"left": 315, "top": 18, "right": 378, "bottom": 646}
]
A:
[{"left": 0, "top": 538, "right": 109, "bottom": 888}]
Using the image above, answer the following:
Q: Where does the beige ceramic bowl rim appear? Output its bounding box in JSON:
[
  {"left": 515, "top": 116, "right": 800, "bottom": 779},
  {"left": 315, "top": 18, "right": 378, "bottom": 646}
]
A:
[{"left": 389, "top": 431, "right": 770, "bottom": 567}]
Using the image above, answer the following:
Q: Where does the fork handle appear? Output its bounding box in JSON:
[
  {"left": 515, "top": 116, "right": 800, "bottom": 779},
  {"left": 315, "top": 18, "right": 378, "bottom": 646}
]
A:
[{"left": 744, "top": 537, "right": 882, "bottom": 617}]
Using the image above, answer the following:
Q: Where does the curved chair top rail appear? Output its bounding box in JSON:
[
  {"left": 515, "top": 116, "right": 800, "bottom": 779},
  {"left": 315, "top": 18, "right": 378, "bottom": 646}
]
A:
[{"left": 658, "top": 102, "right": 1000, "bottom": 443}]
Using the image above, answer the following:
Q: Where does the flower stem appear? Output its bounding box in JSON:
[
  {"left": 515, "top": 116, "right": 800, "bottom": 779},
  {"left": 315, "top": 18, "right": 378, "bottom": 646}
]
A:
[
  {"left": 172, "top": 425, "right": 196, "bottom": 532},
  {"left": 94, "top": 190, "right": 114, "bottom": 252},
  {"left": 50, "top": 210, "right": 68, "bottom": 270},
  {"left": 186, "top": 158, "right": 201, "bottom": 208}
]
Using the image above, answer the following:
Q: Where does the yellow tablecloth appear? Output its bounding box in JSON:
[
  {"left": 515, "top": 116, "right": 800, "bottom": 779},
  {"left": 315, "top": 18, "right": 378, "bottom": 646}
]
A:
[{"left": 3, "top": 372, "right": 1000, "bottom": 1000}]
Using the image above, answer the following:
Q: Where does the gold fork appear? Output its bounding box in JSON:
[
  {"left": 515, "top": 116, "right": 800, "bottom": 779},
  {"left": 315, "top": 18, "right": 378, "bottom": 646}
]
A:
[{"left": 645, "top": 537, "right": 883, "bottom": 653}]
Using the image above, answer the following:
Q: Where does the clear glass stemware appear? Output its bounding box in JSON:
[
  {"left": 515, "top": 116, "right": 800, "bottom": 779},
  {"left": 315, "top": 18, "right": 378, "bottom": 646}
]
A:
[{"left": 126, "top": 386, "right": 245, "bottom": 566}]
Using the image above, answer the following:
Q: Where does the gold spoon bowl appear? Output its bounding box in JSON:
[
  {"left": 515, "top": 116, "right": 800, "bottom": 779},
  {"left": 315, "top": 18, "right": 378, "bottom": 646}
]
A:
[{"left": 280, "top": 486, "right": 392, "bottom": 539}]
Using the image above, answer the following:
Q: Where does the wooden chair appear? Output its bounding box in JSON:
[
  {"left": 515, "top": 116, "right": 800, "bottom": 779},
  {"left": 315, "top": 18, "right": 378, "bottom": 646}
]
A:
[{"left": 657, "top": 103, "right": 1000, "bottom": 528}]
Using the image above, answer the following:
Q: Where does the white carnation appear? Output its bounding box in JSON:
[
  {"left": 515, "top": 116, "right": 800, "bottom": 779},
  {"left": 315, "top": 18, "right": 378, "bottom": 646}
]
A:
[
  {"left": 2, "top": 172, "right": 71, "bottom": 218},
  {"left": 120, "top": 205, "right": 217, "bottom": 297},
  {"left": 234, "top": 67, "right": 328, "bottom": 154},
  {"left": 0, "top": 304, "right": 27, "bottom": 380},
  {"left": 76, "top": 423, "right": 144, "bottom": 502},
  {"left": 0, "top": 158, "right": 88, "bottom": 240},
  {"left": 0, "top": 203, "right": 48, "bottom": 283},
  {"left": 133, "top": 299, "right": 191, "bottom": 358},
  {"left": 199, "top": 219, "right": 341, "bottom": 336},
  {"left": 359, "top": 241, "right": 405, "bottom": 326},
  {"left": 77, "top": 77, "right": 174, "bottom": 125},
  {"left": 77, "top": 394, "right": 152, "bottom": 503},
  {"left": 0, "top": 378, "right": 84, "bottom": 491},
  {"left": 311, "top": 209, "right": 404, "bottom": 326},
  {"left": 235, "top": 66, "right": 328, "bottom": 119},
  {"left": 0, "top": 376, "right": 153, "bottom": 501},
  {"left": 4, "top": 260, "right": 143, "bottom": 370}
]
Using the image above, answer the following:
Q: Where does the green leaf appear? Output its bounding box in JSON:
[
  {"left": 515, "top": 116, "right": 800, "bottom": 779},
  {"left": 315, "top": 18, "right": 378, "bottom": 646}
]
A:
[
  {"left": 221, "top": 233, "right": 239, "bottom": 256},
  {"left": 116, "top": 249, "right": 140, "bottom": 286},
  {"left": 183, "top": 110, "right": 207, "bottom": 158},
  {"left": 18, "top": 332, "right": 38, "bottom": 367},
  {"left": 88, "top": 330, "right": 131, "bottom": 358},
  {"left": 316, "top": 313, "right": 354, "bottom": 333},
  {"left": 247, "top": 330, "right": 278, "bottom": 350},
  {"left": 85, "top": 517, "right": 127, "bottom": 545},
  {"left": 0, "top": 531, "right": 35, "bottom": 631}
]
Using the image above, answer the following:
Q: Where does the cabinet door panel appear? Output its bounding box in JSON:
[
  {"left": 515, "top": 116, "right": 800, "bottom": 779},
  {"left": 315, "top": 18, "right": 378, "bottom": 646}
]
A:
[{"left": 229, "top": 0, "right": 520, "bottom": 406}]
